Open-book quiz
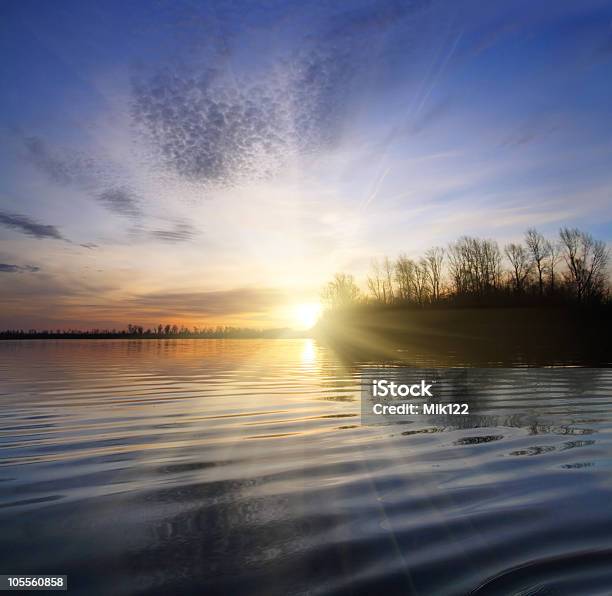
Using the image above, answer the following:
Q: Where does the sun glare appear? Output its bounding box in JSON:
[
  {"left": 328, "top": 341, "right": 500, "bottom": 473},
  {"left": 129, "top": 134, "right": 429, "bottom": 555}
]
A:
[{"left": 293, "top": 302, "right": 322, "bottom": 329}]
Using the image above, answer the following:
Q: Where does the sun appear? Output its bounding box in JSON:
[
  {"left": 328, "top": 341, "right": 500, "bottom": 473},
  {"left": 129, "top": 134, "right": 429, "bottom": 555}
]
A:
[{"left": 293, "top": 302, "right": 322, "bottom": 329}]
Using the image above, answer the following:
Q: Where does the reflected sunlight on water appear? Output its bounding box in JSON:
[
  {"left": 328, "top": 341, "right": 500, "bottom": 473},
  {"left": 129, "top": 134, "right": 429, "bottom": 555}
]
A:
[{"left": 1, "top": 339, "right": 612, "bottom": 595}]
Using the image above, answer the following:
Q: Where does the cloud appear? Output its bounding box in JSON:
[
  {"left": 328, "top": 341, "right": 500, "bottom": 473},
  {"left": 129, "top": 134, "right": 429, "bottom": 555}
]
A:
[
  {"left": 0, "top": 263, "right": 40, "bottom": 273},
  {"left": 23, "top": 136, "right": 115, "bottom": 188},
  {"left": 0, "top": 211, "right": 64, "bottom": 240},
  {"left": 149, "top": 221, "right": 195, "bottom": 243},
  {"left": 127, "top": 0, "right": 432, "bottom": 189},
  {"left": 24, "top": 137, "right": 139, "bottom": 221},
  {"left": 129, "top": 287, "right": 286, "bottom": 318},
  {"left": 323, "top": 0, "right": 426, "bottom": 39},
  {"left": 499, "top": 113, "right": 561, "bottom": 148},
  {"left": 131, "top": 69, "right": 289, "bottom": 185},
  {"left": 23, "top": 136, "right": 75, "bottom": 185},
  {"left": 130, "top": 39, "right": 359, "bottom": 186},
  {"left": 97, "top": 188, "right": 141, "bottom": 218},
  {"left": 468, "top": 21, "right": 523, "bottom": 57},
  {"left": 409, "top": 96, "right": 453, "bottom": 134}
]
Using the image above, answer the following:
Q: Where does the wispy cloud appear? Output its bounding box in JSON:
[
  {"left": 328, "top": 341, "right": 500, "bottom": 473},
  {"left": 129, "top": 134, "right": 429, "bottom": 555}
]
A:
[
  {"left": 23, "top": 137, "right": 140, "bottom": 221},
  {"left": 24, "top": 136, "right": 76, "bottom": 185},
  {"left": 129, "top": 287, "right": 286, "bottom": 318},
  {"left": 23, "top": 136, "right": 113, "bottom": 188},
  {"left": 97, "top": 188, "right": 141, "bottom": 218},
  {"left": 322, "top": 0, "right": 425, "bottom": 38},
  {"left": 0, "top": 211, "right": 64, "bottom": 240},
  {"left": 0, "top": 263, "right": 40, "bottom": 273},
  {"left": 150, "top": 221, "right": 195, "bottom": 243}
]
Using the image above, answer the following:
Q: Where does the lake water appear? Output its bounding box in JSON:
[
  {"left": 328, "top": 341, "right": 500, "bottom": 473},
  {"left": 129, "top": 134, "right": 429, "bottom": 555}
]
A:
[{"left": 1, "top": 339, "right": 612, "bottom": 595}]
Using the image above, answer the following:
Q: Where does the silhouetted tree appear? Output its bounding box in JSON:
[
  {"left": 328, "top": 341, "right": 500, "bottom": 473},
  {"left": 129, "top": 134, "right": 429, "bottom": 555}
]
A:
[
  {"left": 547, "top": 239, "right": 562, "bottom": 294},
  {"left": 448, "top": 237, "right": 502, "bottom": 297},
  {"left": 525, "top": 228, "right": 549, "bottom": 295},
  {"left": 505, "top": 242, "right": 532, "bottom": 293},
  {"left": 424, "top": 247, "right": 445, "bottom": 301},
  {"left": 394, "top": 254, "right": 416, "bottom": 302},
  {"left": 559, "top": 227, "right": 609, "bottom": 303},
  {"left": 413, "top": 259, "right": 429, "bottom": 304},
  {"left": 367, "top": 258, "right": 394, "bottom": 304},
  {"left": 322, "top": 273, "right": 360, "bottom": 309}
]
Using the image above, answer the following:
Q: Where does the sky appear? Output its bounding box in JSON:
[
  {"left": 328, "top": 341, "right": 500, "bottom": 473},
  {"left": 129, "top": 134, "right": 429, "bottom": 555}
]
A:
[{"left": 1, "top": 0, "right": 612, "bottom": 330}]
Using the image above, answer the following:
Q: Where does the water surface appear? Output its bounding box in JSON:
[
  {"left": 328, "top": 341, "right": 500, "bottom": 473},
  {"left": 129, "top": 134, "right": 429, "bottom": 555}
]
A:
[{"left": 1, "top": 339, "right": 612, "bottom": 595}]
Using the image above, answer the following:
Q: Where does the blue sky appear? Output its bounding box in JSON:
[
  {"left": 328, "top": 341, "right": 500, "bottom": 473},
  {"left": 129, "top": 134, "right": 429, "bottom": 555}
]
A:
[{"left": 1, "top": 0, "right": 611, "bottom": 328}]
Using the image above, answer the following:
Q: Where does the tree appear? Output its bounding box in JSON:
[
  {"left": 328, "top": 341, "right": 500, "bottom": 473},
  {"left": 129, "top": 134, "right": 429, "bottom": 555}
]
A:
[
  {"left": 383, "top": 256, "right": 395, "bottom": 303},
  {"left": 424, "top": 247, "right": 444, "bottom": 301},
  {"left": 394, "top": 254, "right": 416, "bottom": 302},
  {"left": 525, "top": 228, "right": 549, "bottom": 295},
  {"left": 448, "top": 237, "right": 502, "bottom": 297},
  {"left": 413, "top": 259, "right": 429, "bottom": 304},
  {"left": 505, "top": 243, "right": 532, "bottom": 293},
  {"left": 547, "top": 240, "right": 562, "bottom": 294},
  {"left": 559, "top": 227, "right": 609, "bottom": 302},
  {"left": 322, "top": 273, "right": 360, "bottom": 309},
  {"left": 367, "top": 258, "right": 394, "bottom": 304}
]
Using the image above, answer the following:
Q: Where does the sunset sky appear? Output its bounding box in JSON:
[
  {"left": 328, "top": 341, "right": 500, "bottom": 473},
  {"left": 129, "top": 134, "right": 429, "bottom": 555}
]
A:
[{"left": 1, "top": 0, "right": 612, "bottom": 329}]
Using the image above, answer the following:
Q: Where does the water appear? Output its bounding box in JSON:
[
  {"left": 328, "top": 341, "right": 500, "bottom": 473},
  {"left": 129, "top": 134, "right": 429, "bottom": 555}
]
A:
[{"left": 1, "top": 339, "right": 612, "bottom": 595}]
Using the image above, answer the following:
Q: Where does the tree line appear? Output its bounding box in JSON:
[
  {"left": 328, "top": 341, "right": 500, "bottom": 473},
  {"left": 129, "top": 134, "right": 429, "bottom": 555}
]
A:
[
  {"left": 0, "top": 325, "right": 293, "bottom": 340},
  {"left": 322, "top": 227, "right": 610, "bottom": 309}
]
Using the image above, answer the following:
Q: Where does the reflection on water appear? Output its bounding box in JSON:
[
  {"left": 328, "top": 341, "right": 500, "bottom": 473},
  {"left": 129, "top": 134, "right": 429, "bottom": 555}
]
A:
[{"left": 1, "top": 339, "right": 612, "bottom": 595}]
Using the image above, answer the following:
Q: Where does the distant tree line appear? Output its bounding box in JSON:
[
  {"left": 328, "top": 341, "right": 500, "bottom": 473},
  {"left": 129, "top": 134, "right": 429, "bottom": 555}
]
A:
[
  {"left": 0, "top": 325, "right": 295, "bottom": 340},
  {"left": 322, "top": 227, "right": 610, "bottom": 309}
]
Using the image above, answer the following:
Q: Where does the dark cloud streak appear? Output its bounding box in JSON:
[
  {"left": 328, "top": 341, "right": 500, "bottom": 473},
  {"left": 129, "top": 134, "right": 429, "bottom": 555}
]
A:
[
  {"left": 0, "top": 263, "right": 40, "bottom": 273},
  {"left": 97, "top": 188, "right": 141, "bottom": 218},
  {"left": 150, "top": 221, "right": 195, "bottom": 243},
  {"left": 0, "top": 211, "right": 64, "bottom": 240}
]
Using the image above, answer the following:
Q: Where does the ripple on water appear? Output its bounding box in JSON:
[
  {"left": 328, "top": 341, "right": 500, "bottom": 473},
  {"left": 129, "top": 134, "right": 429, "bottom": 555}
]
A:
[{"left": 0, "top": 339, "right": 611, "bottom": 595}]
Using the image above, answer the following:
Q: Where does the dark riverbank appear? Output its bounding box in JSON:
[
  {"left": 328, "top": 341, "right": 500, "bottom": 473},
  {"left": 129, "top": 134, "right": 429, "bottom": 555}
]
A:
[
  {"left": 0, "top": 327, "right": 308, "bottom": 340},
  {"left": 314, "top": 305, "right": 612, "bottom": 366}
]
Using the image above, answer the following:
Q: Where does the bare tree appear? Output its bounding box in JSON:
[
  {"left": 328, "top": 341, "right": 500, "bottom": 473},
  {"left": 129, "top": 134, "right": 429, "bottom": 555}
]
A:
[
  {"left": 424, "top": 247, "right": 444, "bottom": 301},
  {"left": 547, "top": 240, "right": 562, "bottom": 293},
  {"left": 414, "top": 259, "right": 430, "bottom": 304},
  {"left": 367, "top": 258, "right": 395, "bottom": 304},
  {"left": 394, "top": 254, "right": 415, "bottom": 301},
  {"left": 367, "top": 260, "right": 386, "bottom": 303},
  {"left": 559, "top": 228, "right": 609, "bottom": 302},
  {"left": 448, "top": 241, "right": 469, "bottom": 295},
  {"left": 448, "top": 237, "right": 502, "bottom": 297},
  {"left": 322, "top": 273, "right": 360, "bottom": 309},
  {"left": 505, "top": 243, "right": 532, "bottom": 293},
  {"left": 383, "top": 256, "right": 395, "bottom": 303},
  {"left": 525, "top": 228, "right": 549, "bottom": 295}
]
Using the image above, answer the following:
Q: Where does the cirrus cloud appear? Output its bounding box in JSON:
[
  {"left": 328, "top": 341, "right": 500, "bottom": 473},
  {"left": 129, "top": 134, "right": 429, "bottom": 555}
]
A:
[{"left": 0, "top": 211, "right": 64, "bottom": 240}]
